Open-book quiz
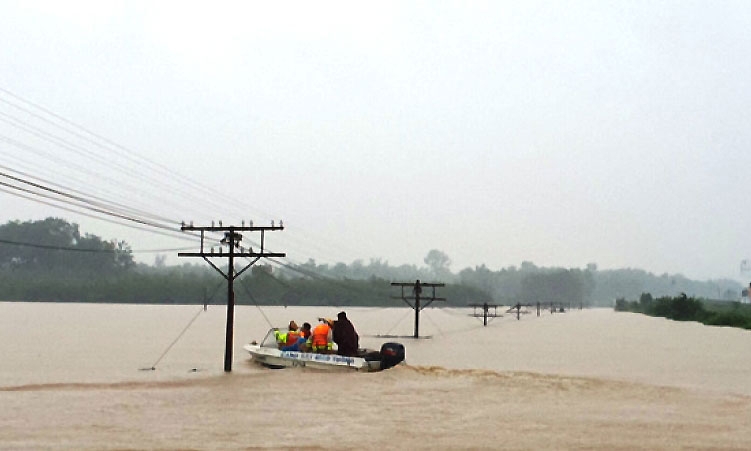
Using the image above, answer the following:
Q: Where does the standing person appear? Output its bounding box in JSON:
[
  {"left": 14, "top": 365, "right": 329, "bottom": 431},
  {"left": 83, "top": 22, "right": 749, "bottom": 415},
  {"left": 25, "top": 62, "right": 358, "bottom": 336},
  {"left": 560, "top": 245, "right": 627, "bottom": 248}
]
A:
[{"left": 333, "top": 311, "right": 359, "bottom": 357}]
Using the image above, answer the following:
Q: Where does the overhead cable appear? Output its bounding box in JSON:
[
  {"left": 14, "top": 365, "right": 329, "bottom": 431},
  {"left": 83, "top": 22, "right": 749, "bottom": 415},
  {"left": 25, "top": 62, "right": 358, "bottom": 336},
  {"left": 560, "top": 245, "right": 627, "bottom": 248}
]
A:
[{"left": 0, "top": 238, "right": 193, "bottom": 254}]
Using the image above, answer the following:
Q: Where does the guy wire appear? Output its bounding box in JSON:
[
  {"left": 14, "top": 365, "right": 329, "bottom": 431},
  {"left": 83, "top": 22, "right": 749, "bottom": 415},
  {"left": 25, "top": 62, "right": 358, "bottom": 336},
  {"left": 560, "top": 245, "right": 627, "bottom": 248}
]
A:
[
  {"left": 140, "top": 279, "right": 224, "bottom": 371},
  {"left": 237, "top": 276, "right": 275, "bottom": 329}
]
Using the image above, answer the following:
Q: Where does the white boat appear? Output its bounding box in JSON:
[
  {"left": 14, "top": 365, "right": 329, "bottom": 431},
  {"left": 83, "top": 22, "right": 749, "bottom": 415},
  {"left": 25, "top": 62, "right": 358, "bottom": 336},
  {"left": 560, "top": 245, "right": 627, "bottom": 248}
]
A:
[{"left": 243, "top": 328, "right": 405, "bottom": 372}]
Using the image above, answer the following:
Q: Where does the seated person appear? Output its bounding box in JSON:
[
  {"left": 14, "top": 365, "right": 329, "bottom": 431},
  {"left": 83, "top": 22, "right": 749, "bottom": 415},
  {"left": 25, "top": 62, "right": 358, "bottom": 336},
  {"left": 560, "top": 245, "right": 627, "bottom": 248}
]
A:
[
  {"left": 275, "top": 321, "right": 301, "bottom": 349},
  {"left": 308, "top": 318, "right": 334, "bottom": 353},
  {"left": 299, "top": 322, "right": 312, "bottom": 339},
  {"left": 281, "top": 322, "right": 313, "bottom": 352}
]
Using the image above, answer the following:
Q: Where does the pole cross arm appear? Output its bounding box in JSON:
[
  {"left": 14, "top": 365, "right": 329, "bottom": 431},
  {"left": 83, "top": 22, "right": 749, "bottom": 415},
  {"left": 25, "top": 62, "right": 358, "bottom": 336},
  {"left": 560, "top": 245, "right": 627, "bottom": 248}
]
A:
[
  {"left": 180, "top": 225, "right": 284, "bottom": 232},
  {"left": 390, "top": 282, "right": 445, "bottom": 288},
  {"left": 178, "top": 252, "right": 286, "bottom": 258},
  {"left": 390, "top": 282, "right": 445, "bottom": 287}
]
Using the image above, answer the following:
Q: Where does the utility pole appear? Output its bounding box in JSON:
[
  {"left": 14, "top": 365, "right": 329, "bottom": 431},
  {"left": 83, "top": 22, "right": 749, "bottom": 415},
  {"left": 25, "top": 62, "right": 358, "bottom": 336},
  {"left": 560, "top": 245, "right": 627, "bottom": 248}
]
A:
[
  {"left": 391, "top": 280, "right": 445, "bottom": 338},
  {"left": 469, "top": 302, "right": 500, "bottom": 326},
  {"left": 507, "top": 302, "right": 531, "bottom": 320},
  {"left": 178, "top": 220, "right": 285, "bottom": 372}
]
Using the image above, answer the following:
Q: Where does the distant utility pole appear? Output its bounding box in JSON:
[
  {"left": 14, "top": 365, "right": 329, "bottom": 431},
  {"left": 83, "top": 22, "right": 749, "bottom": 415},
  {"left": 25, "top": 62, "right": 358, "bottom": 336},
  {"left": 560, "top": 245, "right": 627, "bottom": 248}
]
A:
[
  {"left": 391, "top": 280, "right": 445, "bottom": 338},
  {"left": 469, "top": 302, "right": 500, "bottom": 326},
  {"left": 507, "top": 302, "right": 531, "bottom": 320},
  {"left": 178, "top": 220, "right": 285, "bottom": 372}
]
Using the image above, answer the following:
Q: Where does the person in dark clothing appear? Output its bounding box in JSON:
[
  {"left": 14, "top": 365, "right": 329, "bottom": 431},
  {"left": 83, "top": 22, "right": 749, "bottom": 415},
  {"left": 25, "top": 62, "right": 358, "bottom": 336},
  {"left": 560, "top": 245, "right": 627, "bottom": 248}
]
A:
[{"left": 332, "top": 311, "right": 359, "bottom": 357}]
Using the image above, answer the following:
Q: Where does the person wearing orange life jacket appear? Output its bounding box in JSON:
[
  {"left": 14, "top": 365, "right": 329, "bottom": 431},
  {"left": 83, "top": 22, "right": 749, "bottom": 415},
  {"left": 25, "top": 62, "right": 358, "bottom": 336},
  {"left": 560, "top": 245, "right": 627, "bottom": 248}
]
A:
[
  {"left": 275, "top": 321, "right": 301, "bottom": 349},
  {"left": 308, "top": 318, "right": 334, "bottom": 353},
  {"left": 281, "top": 323, "right": 311, "bottom": 352}
]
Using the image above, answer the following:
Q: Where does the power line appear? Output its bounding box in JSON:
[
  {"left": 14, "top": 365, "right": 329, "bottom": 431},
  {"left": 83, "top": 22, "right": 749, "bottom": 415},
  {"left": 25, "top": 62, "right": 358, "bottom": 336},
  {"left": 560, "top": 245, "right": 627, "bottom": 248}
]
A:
[
  {"left": 0, "top": 89, "right": 268, "bottom": 219},
  {"left": 0, "top": 169, "right": 177, "bottom": 227},
  {"left": 0, "top": 238, "right": 193, "bottom": 254},
  {"left": 0, "top": 158, "right": 229, "bottom": 248},
  {"left": 0, "top": 107, "right": 236, "bottom": 221},
  {"left": 0, "top": 178, "right": 176, "bottom": 231},
  {"left": 0, "top": 185, "right": 200, "bottom": 243},
  {"left": 0, "top": 163, "right": 176, "bottom": 224},
  {"left": 0, "top": 87, "right": 389, "bottom": 268},
  {"left": 262, "top": 256, "right": 394, "bottom": 300},
  {"left": 0, "top": 135, "right": 196, "bottom": 223},
  {"left": 0, "top": 170, "right": 222, "bottom": 246},
  {"left": 0, "top": 149, "right": 151, "bottom": 218},
  {"left": 1, "top": 88, "right": 368, "bottom": 264}
]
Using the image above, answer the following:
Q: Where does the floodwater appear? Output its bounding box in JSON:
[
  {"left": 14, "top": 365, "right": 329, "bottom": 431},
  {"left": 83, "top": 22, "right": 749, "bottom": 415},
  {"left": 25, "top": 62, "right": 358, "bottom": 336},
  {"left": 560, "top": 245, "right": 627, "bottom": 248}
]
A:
[{"left": 1, "top": 302, "right": 750, "bottom": 450}]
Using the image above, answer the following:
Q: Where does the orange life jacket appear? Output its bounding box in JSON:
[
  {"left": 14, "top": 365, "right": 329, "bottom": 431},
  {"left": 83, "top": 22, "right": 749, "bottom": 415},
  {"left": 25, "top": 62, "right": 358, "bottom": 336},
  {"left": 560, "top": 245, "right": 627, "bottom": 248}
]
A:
[
  {"left": 310, "top": 323, "right": 330, "bottom": 347},
  {"left": 285, "top": 331, "right": 300, "bottom": 346}
]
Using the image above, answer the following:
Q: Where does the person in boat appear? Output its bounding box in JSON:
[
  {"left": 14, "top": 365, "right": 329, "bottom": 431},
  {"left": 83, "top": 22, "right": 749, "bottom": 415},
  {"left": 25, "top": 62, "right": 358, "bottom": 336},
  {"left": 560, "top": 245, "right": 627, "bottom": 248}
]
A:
[
  {"left": 275, "top": 321, "right": 302, "bottom": 349},
  {"left": 299, "top": 322, "right": 312, "bottom": 339},
  {"left": 281, "top": 322, "right": 313, "bottom": 352},
  {"left": 332, "top": 311, "right": 359, "bottom": 357},
  {"left": 308, "top": 317, "right": 334, "bottom": 353}
]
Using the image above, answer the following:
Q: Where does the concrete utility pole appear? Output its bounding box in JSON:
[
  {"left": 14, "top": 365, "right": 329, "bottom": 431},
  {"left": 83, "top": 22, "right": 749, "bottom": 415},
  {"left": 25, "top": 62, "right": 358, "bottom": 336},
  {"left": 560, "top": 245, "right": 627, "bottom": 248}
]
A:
[
  {"left": 178, "top": 221, "right": 285, "bottom": 372},
  {"left": 391, "top": 280, "right": 445, "bottom": 338}
]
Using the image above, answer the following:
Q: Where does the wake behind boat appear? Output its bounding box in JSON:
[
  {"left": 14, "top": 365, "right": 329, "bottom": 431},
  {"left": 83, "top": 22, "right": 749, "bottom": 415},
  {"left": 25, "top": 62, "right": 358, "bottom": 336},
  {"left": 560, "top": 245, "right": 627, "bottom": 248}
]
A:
[{"left": 244, "top": 328, "right": 405, "bottom": 372}]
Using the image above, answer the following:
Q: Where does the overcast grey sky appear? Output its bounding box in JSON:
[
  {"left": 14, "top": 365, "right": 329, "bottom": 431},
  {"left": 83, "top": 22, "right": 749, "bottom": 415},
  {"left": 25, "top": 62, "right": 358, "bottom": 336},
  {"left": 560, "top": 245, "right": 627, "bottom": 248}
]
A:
[{"left": 1, "top": 1, "right": 750, "bottom": 281}]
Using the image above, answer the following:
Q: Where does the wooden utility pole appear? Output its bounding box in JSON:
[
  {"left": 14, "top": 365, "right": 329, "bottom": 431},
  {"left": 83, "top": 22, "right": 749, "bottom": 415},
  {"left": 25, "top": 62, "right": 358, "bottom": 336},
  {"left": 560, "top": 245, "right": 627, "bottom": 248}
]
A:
[
  {"left": 469, "top": 302, "right": 500, "bottom": 326},
  {"left": 391, "top": 280, "right": 445, "bottom": 338},
  {"left": 178, "top": 221, "right": 285, "bottom": 372},
  {"left": 507, "top": 303, "right": 531, "bottom": 320}
]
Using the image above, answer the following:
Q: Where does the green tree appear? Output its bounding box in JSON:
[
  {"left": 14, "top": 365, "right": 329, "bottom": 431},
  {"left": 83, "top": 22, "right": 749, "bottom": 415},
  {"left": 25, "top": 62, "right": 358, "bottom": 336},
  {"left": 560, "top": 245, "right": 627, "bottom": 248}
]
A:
[
  {"left": 520, "top": 269, "right": 589, "bottom": 304},
  {"left": 0, "top": 217, "right": 134, "bottom": 276},
  {"left": 424, "top": 249, "right": 451, "bottom": 280}
]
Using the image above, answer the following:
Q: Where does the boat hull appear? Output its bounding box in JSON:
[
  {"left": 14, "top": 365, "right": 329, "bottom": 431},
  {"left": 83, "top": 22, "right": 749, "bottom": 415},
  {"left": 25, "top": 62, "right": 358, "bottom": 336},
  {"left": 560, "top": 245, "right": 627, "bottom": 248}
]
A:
[{"left": 243, "top": 344, "right": 383, "bottom": 372}]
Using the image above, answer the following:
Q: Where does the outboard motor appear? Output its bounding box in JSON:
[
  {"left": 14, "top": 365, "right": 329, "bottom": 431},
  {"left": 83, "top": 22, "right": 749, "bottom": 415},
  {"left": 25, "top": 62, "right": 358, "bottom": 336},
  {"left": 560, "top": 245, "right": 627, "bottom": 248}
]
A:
[{"left": 379, "top": 342, "right": 405, "bottom": 370}]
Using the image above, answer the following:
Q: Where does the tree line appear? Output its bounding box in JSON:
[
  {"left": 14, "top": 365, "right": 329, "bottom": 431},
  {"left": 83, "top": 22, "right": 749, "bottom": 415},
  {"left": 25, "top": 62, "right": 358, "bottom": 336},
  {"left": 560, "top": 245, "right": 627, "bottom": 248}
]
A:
[
  {"left": 0, "top": 218, "right": 745, "bottom": 307},
  {"left": 615, "top": 293, "right": 751, "bottom": 330}
]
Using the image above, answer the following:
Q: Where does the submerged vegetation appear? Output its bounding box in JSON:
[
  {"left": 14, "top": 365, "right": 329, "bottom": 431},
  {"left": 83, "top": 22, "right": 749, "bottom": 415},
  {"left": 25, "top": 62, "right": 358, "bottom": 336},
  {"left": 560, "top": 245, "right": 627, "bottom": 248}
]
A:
[
  {"left": 0, "top": 218, "right": 747, "bottom": 308},
  {"left": 615, "top": 293, "right": 751, "bottom": 330}
]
